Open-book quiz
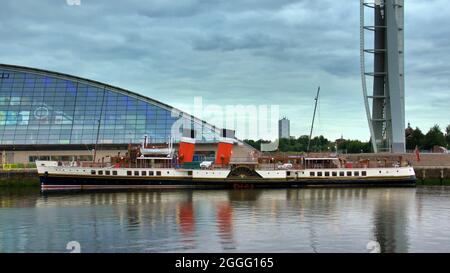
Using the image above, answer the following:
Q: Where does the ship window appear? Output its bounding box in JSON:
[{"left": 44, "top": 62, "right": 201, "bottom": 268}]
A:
[
  {"left": 127, "top": 171, "right": 132, "bottom": 176},
  {"left": 339, "top": 171, "right": 345, "bottom": 176},
  {"left": 142, "top": 171, "right": 147, "bottom": 176},
  {"left": 317, "top": 172, "right": 322, "bottom": 177},
  {"left": 362, "top": 171, "right": 367, "bottom": 176},
  {"left": 287, "top": 171, "right": 291, "bottom": 176},
  {"left": 149, "top": 171, "right": 154, "bottom": 176},
  {"left": 98, "top": 170, "right": 103, "bottom": 175},
  {"left": 325, "top": 172, "right": 330, "bottom": 177},
  {"left": 134, "top": 171, "right": 139, "bottom": 176},
  {"left": 354, "top": 171, "right": 360, "bottom": 176},
  {"left": 188, "top": 171, "right": 193, "bottom": 176},
  {"left": 112, "top": 171, "right": 117, "bottom": 175},
  {"left": 156, "top": 171, "right": 161, "bottom": 176},
  {"left": 105, "top": 171, "right": 110, "bottom": 175},
  {"left": 166, "top": 171, "right": 170, "bottom": 174},
  {"left": 310, "top": 172, "right": 315, "bottom": 176},
  {"left": 347, "top": 171, "right": 352, "bottom": 176},
  {"left": 91, "top": 170, "right": 96, "bottom": 175},
  {"left": 332, "top": 172, "right": 337, "bottom": 177}
]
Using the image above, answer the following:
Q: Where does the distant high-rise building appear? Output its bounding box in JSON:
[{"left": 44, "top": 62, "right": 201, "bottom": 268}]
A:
[{"left": 278, "top": 117, "right": 290, "bottom": 139}]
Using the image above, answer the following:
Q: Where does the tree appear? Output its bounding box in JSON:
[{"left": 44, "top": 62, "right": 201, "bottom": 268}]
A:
[
  {"left": 338, "top": 139, "right": 371, "bottom": 154},
  {"left": 423, "top": 124, "right": 446, "bottom": 150},
  {"left": 243, "top": 139, "right": 259, "bottom": 150},
  {"left": 244, "top": 139, "right": 273, "bottom": 151},
  {"left": 296, "top": 135, "right": 310, "bottom": 151},
  {"left": 308, "top": 135, "right": 332, "bottom": 152},
  {"left": 446, "top": 124, "right": 450, "bottom": 149},
  {"left": 406, "top": 127, "right": 425, "bottom": 150}
]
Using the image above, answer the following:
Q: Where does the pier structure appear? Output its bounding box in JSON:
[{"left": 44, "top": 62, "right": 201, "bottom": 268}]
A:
[{"left": 360, "top": 0, "right": 405, "bottom": 153}]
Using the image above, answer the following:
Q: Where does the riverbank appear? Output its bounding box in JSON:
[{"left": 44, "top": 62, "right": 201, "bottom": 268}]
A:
[
  {"left": 417, "top": 179, "right": 450, "bottom": 186},
  {"left": 0, "top": 169, "right": 40, "bottom": 187},
  {"left": 414, "top": 167, "right": 450, "bottom": 185}
]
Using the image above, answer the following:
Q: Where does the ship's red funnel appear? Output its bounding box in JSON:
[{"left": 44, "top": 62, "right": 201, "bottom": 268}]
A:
[
  {"left": 215, "top": 129, "right": 235, "bottom": 166},
  {"left": 178, "top": 129, "right": 196, "bottom": 163}
]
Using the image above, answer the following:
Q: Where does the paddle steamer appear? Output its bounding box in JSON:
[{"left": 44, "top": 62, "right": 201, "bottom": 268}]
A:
[{"left": 37, "top": 130, "right": 416, "bottom": 191}]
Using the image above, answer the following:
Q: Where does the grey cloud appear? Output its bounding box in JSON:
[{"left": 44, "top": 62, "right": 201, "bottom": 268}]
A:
[
  {"left": 193, "top": 33, "right": 295, "bottom": 52},
  {"left": 0, "top": 0, "right": 448, "bottom": 140}
]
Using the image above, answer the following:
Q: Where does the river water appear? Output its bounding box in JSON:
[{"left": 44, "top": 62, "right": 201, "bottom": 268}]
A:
[{"left": 1, "top": 187, "right": 450, "bottom": 253}]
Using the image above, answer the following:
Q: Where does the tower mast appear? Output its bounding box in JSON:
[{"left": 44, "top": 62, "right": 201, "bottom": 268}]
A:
[{"left": 361, "top": 0, "right": 405, "bottom": 153}]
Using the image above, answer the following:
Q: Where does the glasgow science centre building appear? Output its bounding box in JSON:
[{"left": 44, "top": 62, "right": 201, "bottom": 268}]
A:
[{"left": 0, "top": 64, "right": 253, "bottom": 165}]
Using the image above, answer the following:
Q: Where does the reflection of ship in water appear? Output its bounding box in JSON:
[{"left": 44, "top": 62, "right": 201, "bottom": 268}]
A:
[
  {"left": 227, "top": 189, "right": 263, "bottom": 202},
  {"left": 37, "top": 190, "right": 194, "bottom": 207},
  {"left": 2, "top": 188, "right": 417, "bottom": 252},
  {"left": 176, "top": 191, "right": 196, "bottom": 248},
  {"left": 372, "top": 189, "right": 413, "bottom": 253},
  {"left": 216, "top": 202, "right": 235, "bottom": 250},
  {"left": 285, "top": 188, "right": 367, "bottom": 252},
  {"left": 284, "top": 188, "right": 414, "bottom": 253},
  {"left": 40, "top": 190, "right": 202, "bottom": 251}
]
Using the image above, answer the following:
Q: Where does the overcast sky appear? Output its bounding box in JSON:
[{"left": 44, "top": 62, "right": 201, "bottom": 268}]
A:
[{"left": 1, "top": 0, "right": 449, "bottom": 141}]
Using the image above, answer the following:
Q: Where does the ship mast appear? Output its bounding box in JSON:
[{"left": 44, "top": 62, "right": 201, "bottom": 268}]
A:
[
  {"left": 307, "top": 86, "right": 320, "bottom": 153},
  {"left": 92, "top": 88, "right": 106, "bottom": 164},
  {"left": 93, "top": 118, "right": 101, "bottom": 164}
]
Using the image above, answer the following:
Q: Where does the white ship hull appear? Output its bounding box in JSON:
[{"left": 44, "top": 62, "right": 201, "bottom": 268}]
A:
[{"left": 36, "top": 161, "right": 416, "bottom": 191}]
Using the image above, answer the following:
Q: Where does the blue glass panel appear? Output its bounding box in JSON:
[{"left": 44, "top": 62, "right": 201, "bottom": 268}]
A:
[
  {"left": 0, "top": 69, "right": 223, "bottom": 145},
  {"left": 44, "top": 77, "right": 54, "bottom": 86}
]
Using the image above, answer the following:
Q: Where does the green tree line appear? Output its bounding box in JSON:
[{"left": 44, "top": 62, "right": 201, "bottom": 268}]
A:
[
  {"left": 244, "top": 136, "right": 371, "bottom": 154},
  {"left": 406, "top": 124, "right": 450, "bottom": 151},
  {"left": 244, "top": 123, "right": 450, "bottom": 153}
]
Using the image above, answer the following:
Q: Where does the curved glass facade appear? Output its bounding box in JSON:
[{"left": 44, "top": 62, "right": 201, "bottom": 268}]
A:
[{"left": 0, "top": 65, "right": 221, "bottom": 145}]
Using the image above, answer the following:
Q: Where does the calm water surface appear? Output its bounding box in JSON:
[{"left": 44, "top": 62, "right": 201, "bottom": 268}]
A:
[{"left": 1, "top": 187, "right": 450, "bottom": 253}]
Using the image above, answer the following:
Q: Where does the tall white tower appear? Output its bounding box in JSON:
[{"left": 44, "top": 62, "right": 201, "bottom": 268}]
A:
[{"left": 360, "top": 0, "right": 405, "bottom": 153}]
